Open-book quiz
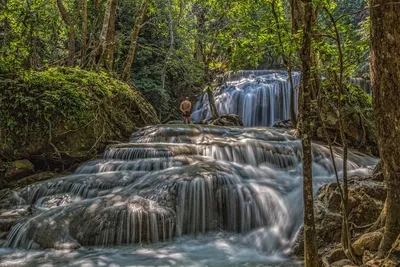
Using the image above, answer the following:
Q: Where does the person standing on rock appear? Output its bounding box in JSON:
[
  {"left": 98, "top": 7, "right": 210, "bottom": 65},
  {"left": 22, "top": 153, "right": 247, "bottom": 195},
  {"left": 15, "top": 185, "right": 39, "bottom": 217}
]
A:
[{"left": 180, "top": 97, "right": 192, "bottom": 124}]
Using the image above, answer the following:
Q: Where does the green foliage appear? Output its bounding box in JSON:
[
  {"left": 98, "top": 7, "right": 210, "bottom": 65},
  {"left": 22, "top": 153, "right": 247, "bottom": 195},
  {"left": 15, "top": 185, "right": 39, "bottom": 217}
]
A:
[
  {"left": 0, "top": 67, "right": 158, "bottom": 160},
  {"left": 0, "top": 0, "right": 64, "bottom": 72}
]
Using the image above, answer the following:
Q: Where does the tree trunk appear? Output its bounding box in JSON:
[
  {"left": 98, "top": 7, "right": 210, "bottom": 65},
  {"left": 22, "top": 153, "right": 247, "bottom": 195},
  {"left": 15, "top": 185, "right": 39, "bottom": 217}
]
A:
[
  {"left": 81, "top": 0, "right": 88, "bottom": 66},
  {"left": 67, "top": 25, "right": 76, "bottom": 67},
  {"left": 288, "top": 65, "right": 297, "bottom": 127},
  {"left": 104, "top": 0, "right": 117, "bottom": 71},
  {"left": 194, "top": 4, "right": 205, "bottom": 61},
  {"left": 206, "top": 86, "right": 218, "bottom": 119},
  {"left": 96, "top": 0, "right": 114, "bottom": 67},
  {"left": 121, "top": 0, "right": 148, "bottom": 82},
  {"left": 370, "top": 0, "right": 400, "bottom": 254},
  {"left": 300, "top": 0, "right": 318, "bottom": 266},
  {"left": 290, "top": 0, "right": 304, "bottom": 34},
  {"left": 56, "top": 0, "right": 81, "bottom": 67},
  {"left": 290, "top": 0, "right": 304, "bottom": 128}
]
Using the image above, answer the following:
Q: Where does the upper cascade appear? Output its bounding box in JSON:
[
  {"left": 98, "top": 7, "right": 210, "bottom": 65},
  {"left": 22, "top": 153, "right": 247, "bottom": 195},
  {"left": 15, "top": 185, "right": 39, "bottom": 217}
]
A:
[
  {"left": 2, "top": 124, "right": 377, "bottom": 257},
  {"left": 192, "top": 70, "right": 301, "bottom": 127}
]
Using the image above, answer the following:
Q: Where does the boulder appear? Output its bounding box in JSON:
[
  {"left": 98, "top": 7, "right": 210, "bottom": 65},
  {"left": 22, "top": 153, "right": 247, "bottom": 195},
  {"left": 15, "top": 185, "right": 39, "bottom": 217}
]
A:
[
  {"left": 5, "top": 160, "right": 34, "bottom": 182},
  {"left": 293, "top": 178, "right": 385, "bottom": 256},
  {"left": 352, "top": 231, "right": 383, "bottom": 256}
]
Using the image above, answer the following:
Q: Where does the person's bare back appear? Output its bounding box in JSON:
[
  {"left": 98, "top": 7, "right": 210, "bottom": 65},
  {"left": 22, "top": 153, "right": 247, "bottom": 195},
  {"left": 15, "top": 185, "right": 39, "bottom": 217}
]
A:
[{"left": 180, "top": 97, "right": 192, "bottom": 124}]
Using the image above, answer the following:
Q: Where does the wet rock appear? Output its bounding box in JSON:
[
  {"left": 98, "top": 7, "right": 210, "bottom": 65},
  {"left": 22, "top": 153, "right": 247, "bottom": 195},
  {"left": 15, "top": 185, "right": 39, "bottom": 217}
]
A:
[
  {"left": 0, "top": 189, "right": 26, "bottom": 209},
  {"left": 199, "top": 114, "right": 244, "bottom": 126},
  {"left": 9, "top": 171, "right": 56, "bottom": 189},
  {"left": 352, "top": 231, "right": 383, "bottom": 256},
  {"left": 273, "top": 119, "right": 292, "bottom": 129},
  {"left": 4, "top": 195, "right": 175, "bottom": 249},
  {"left": 5, "top": 160, "right": 34, "bottom": 182},
  {"left": 0, "top": 205, "right": 32, "bottom": 237}
]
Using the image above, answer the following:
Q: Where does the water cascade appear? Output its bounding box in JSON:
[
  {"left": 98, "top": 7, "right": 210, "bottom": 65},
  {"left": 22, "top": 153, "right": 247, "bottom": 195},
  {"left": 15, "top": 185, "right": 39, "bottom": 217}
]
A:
[
  {"left": 351, "top": 78, "right": 372, "bottom": 94},
  {"left": 192, "top": 70, "right": 301, "bottom": 126},
  {"left": 0, "top": 124, "right": 377, "bottom": 266}
]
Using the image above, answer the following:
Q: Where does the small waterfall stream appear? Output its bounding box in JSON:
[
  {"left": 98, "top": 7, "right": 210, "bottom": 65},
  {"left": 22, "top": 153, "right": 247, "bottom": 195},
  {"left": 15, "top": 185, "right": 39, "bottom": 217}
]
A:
[{"left": 0, "top": 124, "right": 377, "bottom": 266}]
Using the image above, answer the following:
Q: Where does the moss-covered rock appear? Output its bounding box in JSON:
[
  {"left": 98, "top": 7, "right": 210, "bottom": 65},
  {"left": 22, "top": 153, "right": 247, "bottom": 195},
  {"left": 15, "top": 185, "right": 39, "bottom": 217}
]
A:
[
  {"left": 5, "top": 160, "right": 34, "bottom": 181},
  {"left": 352, "top": 231, "right": 383, "bottom": 256},
  {"left": 0, "top": 67, "right": 159, "bottom": 164}
]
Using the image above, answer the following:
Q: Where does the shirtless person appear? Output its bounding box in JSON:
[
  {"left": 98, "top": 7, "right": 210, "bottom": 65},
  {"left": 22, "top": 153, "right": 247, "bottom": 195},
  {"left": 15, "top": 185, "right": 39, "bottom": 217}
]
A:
[{"left": 180, "top": 97, "right": 192, "bottom": 124}]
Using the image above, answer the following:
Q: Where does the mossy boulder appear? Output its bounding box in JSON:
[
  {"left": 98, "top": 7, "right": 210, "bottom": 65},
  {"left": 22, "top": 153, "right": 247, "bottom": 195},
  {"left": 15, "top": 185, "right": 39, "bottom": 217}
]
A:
[
  {"left": 0, "top": 67, "right": 159, "bottom": 163},
  {"left": 5, "top": 160, "right": 34, "bottom": 181},
  {"left": 352, "top": 231, "right": 383, "bottom": 256}
]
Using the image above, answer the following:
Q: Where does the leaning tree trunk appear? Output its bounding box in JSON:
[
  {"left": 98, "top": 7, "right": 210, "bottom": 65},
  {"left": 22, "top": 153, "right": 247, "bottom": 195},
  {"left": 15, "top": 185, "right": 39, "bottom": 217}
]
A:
[
  {"left": 300, "top": 0, "right": 318, "bottom": 266},
  {"left": 121, "top": 0, "right": 148, "bottom": 82},
  {"left": 206, "top": 86, "right": 218, "bottom": 119},
  {"left": 370, "top": 0, "right": 400, "bottom": 254}
]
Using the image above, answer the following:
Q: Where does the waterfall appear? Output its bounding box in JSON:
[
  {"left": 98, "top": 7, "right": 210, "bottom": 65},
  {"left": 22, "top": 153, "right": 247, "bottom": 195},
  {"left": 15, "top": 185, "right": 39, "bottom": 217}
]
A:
[
  {"left": 2, "top": 125, "right": 377, "bottom": 257},
  {"left": 351, "top": 78, "right": 372, "bottom": 94},
  {"left": 192, "top": 70, "right": 301, "bottom": 126}
]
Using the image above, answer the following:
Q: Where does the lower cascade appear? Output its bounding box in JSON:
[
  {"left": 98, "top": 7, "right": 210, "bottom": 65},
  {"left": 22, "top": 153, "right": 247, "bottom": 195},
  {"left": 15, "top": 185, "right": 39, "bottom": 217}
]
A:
[{"left": 0, "top": 125, "right": 377, "bottom": 266}]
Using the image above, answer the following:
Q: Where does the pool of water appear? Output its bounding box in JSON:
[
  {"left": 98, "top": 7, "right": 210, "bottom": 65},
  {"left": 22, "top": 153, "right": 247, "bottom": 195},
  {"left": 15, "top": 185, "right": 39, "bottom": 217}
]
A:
[{"left": 0, "top": 234, "right": 301, "bottom": 267}]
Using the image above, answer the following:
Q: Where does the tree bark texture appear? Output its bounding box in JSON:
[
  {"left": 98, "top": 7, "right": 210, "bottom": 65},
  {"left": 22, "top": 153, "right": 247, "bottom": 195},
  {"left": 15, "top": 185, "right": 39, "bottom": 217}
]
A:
[
  {"left": 96, "top": 0, "right": 114, "bottom": 67},
  {"left": 104, "top": 0, "right": 118, "bottom": 71},
  {"left": 370, "top": 0, "right": 400, "bottom": 254},
  {"left": 81, "top": 0, "right": 88, "bottom": 65},
  {"left": 121, "top": 0, "right": 148, "bottom": 82},
  {"left": 300, "top": 0, "right": 318, "bottom": 266},
  {"left": 56, "top": 0, "right": 81, "bottom": 67}
]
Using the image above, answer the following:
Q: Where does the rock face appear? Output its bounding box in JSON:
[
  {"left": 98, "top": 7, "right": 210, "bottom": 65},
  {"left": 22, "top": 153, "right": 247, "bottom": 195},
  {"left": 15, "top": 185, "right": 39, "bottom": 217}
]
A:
[
  {"left": 293, "top": 178, "right": 385, "bottom": 256},
  {"left": 5, "top": 160, "right": 35, "bottom": 182},
  {"left": 352, "top": 231, "right": 383, "bottom": 256}
]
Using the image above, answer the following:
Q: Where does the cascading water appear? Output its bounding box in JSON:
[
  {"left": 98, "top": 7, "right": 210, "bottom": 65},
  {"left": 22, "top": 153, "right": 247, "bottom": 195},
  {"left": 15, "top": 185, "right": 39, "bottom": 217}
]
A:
[
  {"left": 0, "top": 124, "right": 377, "bottom": 266},
  {"left": 192, "top": 70, "right": 301, "bottom": 127},
  {"left": 351, "top": 78, "right": 372, "bottom": 94}
]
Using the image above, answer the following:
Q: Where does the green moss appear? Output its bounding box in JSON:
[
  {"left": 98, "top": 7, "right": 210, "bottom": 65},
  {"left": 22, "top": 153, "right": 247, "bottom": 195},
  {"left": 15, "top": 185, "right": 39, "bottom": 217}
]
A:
[
  {"left": 12, "top": 160, "right": 34, "bottom": 170},
  {"left": 0, "top": 67, "right": 159, "bottom": 161}
]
